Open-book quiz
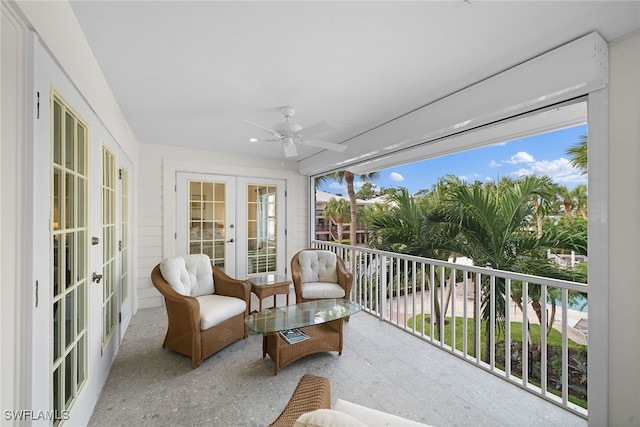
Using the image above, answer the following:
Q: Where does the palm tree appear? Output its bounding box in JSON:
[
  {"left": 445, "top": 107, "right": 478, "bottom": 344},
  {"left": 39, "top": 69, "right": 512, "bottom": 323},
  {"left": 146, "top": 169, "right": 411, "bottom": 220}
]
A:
[
  {"left": 425, "top": 175, "right": 576, "bottom": 361},
  {"left": 566, "top": 134, "right": 587, "bottom": 174},
  {"left": 330, "top": 170, "right": 380, "bottom": 246},
  {"left": 519, "top": 175, "right": 557, "bottom": 238},
  {"left": 323, "top": 197, "right": 350, "bottom": 243},
  {"left": 571, "top": 184, "right": 588, "bottom": 218},
  {"left": 367, "top": 185, "right": 462, "bottom": 341},
  {"left": 556, "top": 184, "right": 575, "bottom": 223}
]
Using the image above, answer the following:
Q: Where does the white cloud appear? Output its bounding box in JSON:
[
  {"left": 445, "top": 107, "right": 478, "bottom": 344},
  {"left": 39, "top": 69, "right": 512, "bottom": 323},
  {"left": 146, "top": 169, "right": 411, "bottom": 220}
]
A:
[
  {"left": 459, "top": 173, "right": 487, "bottom": 183},
  {"left": 489, "top": 160, "right": 502, "bottom": 167},
  {"left": 389, "top": 172, "right": 405, "bottom": 182},
  {"left": 511, "top": 157, "right": 587, "bottom": 185},
  {"left": 507, "top": 151, "right": 535, "bottom": 164}
]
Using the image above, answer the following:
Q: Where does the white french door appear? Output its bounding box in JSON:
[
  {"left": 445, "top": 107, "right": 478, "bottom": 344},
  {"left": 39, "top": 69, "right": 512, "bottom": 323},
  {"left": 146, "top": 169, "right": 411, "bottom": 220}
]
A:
[
  {"left": 99, "top": 146, "right": 119, "bottom": 356},
  {"left": 177, "top": 173, "right": 237, "bottom": 273},
  {"left": 176, "top": 173, "right": 286, "bottom": 278},
  {"left": 118, "top": 163, "right": 133, "bottom": 335},
  {"left": 49, "top": 92, "right": 90, "bottom": 424},
  {"left": 236, "top": 177, "right": 286, "bottom": 278},
  {"left": 30, "top": 83, "right": 131, "bottom": 424}
]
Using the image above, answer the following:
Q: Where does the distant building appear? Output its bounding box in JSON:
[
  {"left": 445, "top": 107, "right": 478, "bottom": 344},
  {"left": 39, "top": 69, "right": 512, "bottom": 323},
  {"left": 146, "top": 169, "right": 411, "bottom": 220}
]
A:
[{"left": 314, "top": 190, "right": 387, "bottom": 245}]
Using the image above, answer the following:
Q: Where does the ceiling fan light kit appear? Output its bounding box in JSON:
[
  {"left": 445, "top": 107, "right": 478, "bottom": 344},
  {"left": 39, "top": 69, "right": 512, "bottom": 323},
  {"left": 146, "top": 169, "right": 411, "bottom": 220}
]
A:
[{"left": 242, "top": 106, "right": 346, "bottom": 158}]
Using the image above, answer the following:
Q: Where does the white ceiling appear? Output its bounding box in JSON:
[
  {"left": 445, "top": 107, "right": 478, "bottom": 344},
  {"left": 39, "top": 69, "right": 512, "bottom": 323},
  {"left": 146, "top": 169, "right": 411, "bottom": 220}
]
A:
[{"left": 69, "top": 1, "right": 640, "bottom": 162}]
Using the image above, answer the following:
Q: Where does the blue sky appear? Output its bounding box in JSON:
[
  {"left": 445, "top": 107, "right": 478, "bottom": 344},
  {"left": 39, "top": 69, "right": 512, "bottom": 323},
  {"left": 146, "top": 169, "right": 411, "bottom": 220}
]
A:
[{"left": 318, "top": 124, "right": 587, "bottom": 196}]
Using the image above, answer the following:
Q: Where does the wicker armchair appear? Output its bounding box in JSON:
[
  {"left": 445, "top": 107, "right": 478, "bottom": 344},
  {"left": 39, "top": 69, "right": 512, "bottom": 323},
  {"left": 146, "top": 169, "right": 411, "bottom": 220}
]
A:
[
  {"left": 151, "top": 254, "right": 251, "bottom": 368},
  {"left": 291, "top": 249, "right": 353, "bottom": 304},
  {"left": 269, "top": 374, "right": 331, "bottom": 427}
]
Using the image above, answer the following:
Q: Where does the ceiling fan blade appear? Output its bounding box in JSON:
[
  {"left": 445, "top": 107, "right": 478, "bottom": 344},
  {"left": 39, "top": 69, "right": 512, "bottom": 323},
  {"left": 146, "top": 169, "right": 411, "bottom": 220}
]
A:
[
  {"left": 241, "top": 119, "right": 282, "bottom": 138},
  {"left": 300, "top": 139, "right": 347, "bottom": 152},
  {"left": 296, "top": 121, "right": 334, "bottom": 137}
]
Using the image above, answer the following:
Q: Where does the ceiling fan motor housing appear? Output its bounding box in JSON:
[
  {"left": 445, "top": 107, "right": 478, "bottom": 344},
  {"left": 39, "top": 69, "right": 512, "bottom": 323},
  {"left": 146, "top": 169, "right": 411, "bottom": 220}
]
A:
[{"left": 273, "top": 121, "right": 302, "bottom": 136}]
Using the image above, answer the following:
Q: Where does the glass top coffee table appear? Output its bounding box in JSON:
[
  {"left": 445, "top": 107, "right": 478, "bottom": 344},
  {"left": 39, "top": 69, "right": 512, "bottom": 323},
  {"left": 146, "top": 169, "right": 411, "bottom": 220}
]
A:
[{"left": 245, "top": 299, "right": 361, "bottom": 375}]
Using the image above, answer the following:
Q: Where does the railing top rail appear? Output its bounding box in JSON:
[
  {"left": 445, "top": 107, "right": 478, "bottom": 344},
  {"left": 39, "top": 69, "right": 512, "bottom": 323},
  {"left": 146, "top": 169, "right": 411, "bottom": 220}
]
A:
[{"left": 312, "top": 240, "right": 588, "bottom": 294}]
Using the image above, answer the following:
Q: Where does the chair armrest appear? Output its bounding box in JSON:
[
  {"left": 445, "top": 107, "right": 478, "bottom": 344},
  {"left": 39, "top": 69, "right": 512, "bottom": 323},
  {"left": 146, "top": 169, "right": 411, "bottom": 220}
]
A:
[
  {"left": 336, "top": 258, "right": 353, "bottom": 299},
  {"left": 269, "top": 374, "right": 331, "bottom": 427},
  {"left": 151, "top": 265, "right": 200, "bottom": 332},
  {"left": 212, "top": 266, "right": 251, "bottom": 314},
  {"left": 291, "top": 260, "right": 303, "bottom": 304}
]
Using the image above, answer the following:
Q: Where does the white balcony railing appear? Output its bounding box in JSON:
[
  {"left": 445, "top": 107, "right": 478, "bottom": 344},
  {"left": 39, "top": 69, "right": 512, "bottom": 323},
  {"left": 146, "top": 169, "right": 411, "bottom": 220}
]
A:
[{"left": 313, "top": 241, "right": 589, "bottom": 419}]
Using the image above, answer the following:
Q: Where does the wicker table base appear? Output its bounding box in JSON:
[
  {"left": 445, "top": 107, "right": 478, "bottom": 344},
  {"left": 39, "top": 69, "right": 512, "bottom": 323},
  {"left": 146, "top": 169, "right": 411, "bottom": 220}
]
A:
[{"left": 262, "top": 319, "right": 343, "bottom": 375}]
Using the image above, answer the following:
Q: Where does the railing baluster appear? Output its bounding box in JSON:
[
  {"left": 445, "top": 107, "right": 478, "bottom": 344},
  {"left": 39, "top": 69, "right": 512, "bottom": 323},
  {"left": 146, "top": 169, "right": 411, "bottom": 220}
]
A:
[
  {"left": 490, "top": 274, "right": 496, "bottom": 370},
  {"left": 430, "top": 264, "right": 435, "bottom": 344},
  {"left": 411, "top": 260, "right": 416, "bottom": 333},
  {"left": 451, "top": 267, "right": 456, "bottom": 353},
  {"left": 475, "top": 272, "right": 481, "bottom": 364},
  {"left": 439, "top": 265, "right": 446, "bottom": 348},
  {"left": 420, "top": 262, "right": 426, "bottom": 339},
  {"left": 522, "top": 281, "right": 529, "bottom": 387},
  {"left": 505, "top": 278, "right": 511, "bottom": 380},
  {"left": 462, "top": 270, "right": 468, "bottom": 358},
  {"left": 541, "top": 284, "right": 548, "bottom": 397},
  {"left": 379, "top": 254, "right": 386, "bottom": 321},
  {"left": 562, "top": 288, "right": 569, "bottom": 406}
]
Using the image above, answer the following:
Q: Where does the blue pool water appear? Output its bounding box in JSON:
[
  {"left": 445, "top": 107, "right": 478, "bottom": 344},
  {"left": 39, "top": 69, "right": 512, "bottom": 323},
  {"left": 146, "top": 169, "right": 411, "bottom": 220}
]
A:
[{"left": 555, "top": 295, "right": 588, "bottom": 312}]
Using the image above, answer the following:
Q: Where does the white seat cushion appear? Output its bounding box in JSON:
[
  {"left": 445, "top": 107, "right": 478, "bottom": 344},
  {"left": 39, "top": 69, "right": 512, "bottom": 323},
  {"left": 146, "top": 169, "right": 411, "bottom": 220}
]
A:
[
  {"left": 298, "top": 250, "right": 338, "bottom": 283},
  {"left": 334, "top": 399, "right": 434, "bottom": 427},
  {"left": 160, "top": 254, "right": 214, "bottom": 297},
  {"left": 294, "top": 409, "right": 368, "bottom": 427},
  {"left": 196, "top": 294, "right": 246, "bottom": 330},
  {"left": 301, "top": 282, "right": 345, "bottom": 300}
]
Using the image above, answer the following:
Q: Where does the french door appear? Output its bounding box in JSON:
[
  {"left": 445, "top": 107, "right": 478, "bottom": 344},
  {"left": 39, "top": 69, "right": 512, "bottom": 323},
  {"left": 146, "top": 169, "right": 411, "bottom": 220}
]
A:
[
  {"left": 177, "top": 173, "right": 237, "bottom": 272},
  {"left": 50, "top": 93, "right": 89, "bottom": 423},
  {"left": 176, "top": 173, "right": 286, "bottom": 278},
  {"left": 30, "top": 85, "right": 132, "bottom": 425}
]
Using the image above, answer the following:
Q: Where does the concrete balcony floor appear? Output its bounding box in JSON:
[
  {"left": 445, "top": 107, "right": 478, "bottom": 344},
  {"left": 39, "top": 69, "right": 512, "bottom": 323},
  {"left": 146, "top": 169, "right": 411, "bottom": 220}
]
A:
[{"left": 89, "top": 301, "right": 587, "bottom": 426}]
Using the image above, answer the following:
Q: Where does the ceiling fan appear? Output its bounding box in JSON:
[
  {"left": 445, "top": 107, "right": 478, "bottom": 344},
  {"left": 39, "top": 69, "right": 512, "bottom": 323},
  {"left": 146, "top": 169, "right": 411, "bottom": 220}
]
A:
[{"left": 242, "top": 106, "right": 347, "bottom": 158}]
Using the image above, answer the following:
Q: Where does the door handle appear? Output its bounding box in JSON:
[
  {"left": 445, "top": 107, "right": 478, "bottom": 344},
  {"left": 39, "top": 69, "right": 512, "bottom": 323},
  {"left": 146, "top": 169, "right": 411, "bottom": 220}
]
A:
[
  {"left": 92, "top": 272, "right": 103, "bottom": 283},
  {"left": 226, "top": 238, "right": 235, "bottom": 243}
]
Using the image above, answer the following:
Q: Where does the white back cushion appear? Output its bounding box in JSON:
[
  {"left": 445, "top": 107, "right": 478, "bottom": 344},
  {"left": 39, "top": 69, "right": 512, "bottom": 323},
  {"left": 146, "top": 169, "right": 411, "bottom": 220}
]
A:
[
  {"left": 160, "top": 254, "right": 214, "bottom": 297},
  {"left": 298, "top": 250, "right": 338, "bottom": 283}
]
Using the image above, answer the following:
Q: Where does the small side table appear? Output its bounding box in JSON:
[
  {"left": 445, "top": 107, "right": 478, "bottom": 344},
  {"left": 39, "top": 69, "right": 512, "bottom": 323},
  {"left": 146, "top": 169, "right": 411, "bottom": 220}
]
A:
[{"left": 247, "top": 274, "right": 292, "bottom": 312}]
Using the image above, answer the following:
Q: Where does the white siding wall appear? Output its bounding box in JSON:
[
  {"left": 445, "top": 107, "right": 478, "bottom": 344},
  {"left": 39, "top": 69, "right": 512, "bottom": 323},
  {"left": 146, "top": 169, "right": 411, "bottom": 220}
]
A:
[
  {"left": 136, "top": 142, "right": 309, "bottom": 308},
  {"left": 608, "top": 30, "right": 640, "bottom": 426},
  {"left": 1, "top": 3, "right": 27, "bottom": 416}
]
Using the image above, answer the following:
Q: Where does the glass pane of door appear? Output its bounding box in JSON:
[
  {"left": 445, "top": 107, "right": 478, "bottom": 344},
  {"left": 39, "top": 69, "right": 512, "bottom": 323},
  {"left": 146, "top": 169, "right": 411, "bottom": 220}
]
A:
[
  {"left": 246, "top": 184, "right": 278, "bottom": 275},
  {"left": 51, "top": 94, "right": 88, "bottom": 424},
  {"left": 102, "top": 146, "right": 117, "bottom": 346},
  {"left": 120, "top": 167, "right": 129, "bottom": 303},
  {"left": 188, "top": 180, "right": 227, "bottom": 270}
]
